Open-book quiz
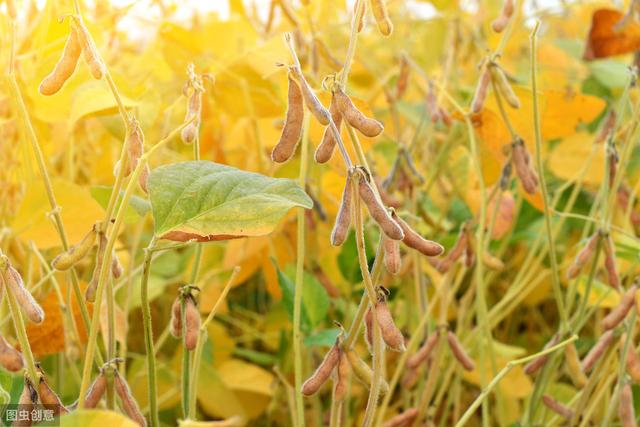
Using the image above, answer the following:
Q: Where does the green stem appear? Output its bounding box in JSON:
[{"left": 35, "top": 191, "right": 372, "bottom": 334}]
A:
[
  {"left": 181, "top": 295, "right": 190, "bottom": 419},
  {"left": 141, "top": 238, "right": 160, "bottom": 427},
  {"left": 293, "top": 114, "right": 311, "bottom": 427}
]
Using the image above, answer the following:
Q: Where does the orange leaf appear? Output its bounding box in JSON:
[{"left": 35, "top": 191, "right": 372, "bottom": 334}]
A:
[{"left": 583, "top": 9, "right": 640, "bottom": 60}]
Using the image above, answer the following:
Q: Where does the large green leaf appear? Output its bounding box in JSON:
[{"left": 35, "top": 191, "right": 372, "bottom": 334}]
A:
[
  {"left": 148, "top": 161, "right": 312, "bottom": 241},
  {"left": 277, "top": 263, "right": 329, "bottom": 332}
]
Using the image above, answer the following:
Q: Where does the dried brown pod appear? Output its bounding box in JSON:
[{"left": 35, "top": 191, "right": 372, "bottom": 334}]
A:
[
  {"left": 38, "top": 376, "right": 69, "bottom": 416},
  {"left": 39, "top": 26, "right": 81, "bottom": 95},
  {"left": 111, "top": 251, "right": 123, "bottom": 279},
  {"left": 524, "top": 335, "right": 560, "bottom": 375},
  {"left": 2, "top": 264, "right": 44, "bottom": 324},
  {"left": 603, "top": 285, "right": 637, "bottom": 330},
  {"left": 603, "top": 235, "right": 620, "bottom": 289},
  {"left": 564, "top": 342, "right": 587, "bottom": 388},
  {"left": 566, "top": 233, "right": 600, "bottom": 279},
  {"left": 626, "top": 344, "right": 640, "bottom": 382},
  {"left": 302, "top": 342, "right": 341, "bottom": 396},
  {"left": 291, "top": 68, "right": 331, "bottom": 126},
  {"left": 357, "top": 176, "right": 404, "bottom": 240},
  {"left": 391, "top": 212, "right": 443, "bottom": 257},
  {"left": 334, "top": 88, "right": 384, "bottom": 137},
  {"left": 170, "top": 296, "right": 182, "bottom": 338},
  {"left": 138, "top": 163, "right": 150, "bottom": 194},
  {"left": 272, "top": 73, "right": 304, "bottom": 163},
  {"left": 471, "top": 66, "right": 491, "bottom": 114},
  {"left": 371, "top": 0, "right": 393, "bottom": 36},
  {"left": 85, "top": 232, "right": 107, "bottom": 303},
  {"left": 333, "top": 351, "right": 350, "bottom": 402},
  {"left": 511, "top": 139, "right": 539, "bottom": 194},
  {"left": 581, "top": 330, "right": 615, "bottom": 372},
  {"left": 331, "top": 174, "right": 353, "bottom": 246},
  {"left": 395, "top": 54, "right": 410, "bottom": 100},
  {"left": 437, "top": 225, "right": 468, "bottom": 273},
  {"left": 490, "top": 64, "right": 520, "bottom": 109},
  {"left": 114, "top": 370, "right": 147, "bottom": 426},
  {"left": 51, "top": 223, "right": 98, "bottom": 271},
  {"left": 375, "top": 177, "right": 402, "bottom": 208},
  {"left": 184, "top": 295, "right": 200, "bottom": 351},
  {"left": 315, "top": 93, "right": 342, "bottom": 163},
  {"left": 72, "top": 17, "right": 105, "bottom": 80},
  {"left": 447, "top": 331, "right": 475, "bottom": 371},
  {"left": 125, "top": 119, "right": 144, "bottom": 176},
  {"left": 345, "top": 349, "right": 389, "bottom": 394},
  {"left": 381, "top": 408, "right": 419, "bottom": 427},
  {"left": 383, "top": 236, "right": 401, "bottom": 275},
  {"left": 181, "top": 86, "right": 203, "bottom": 145},
  {"left": 0, "top": 335, "right": 23, "bottom": 372},
  {"left": 596, "top": 109, "right": 616, "bottom": 144},
  {"left": 15, "top": 377, "right": 38, "bottom": 427},
  {"left": 491, "top": 0, "right": 515, "bottom": 33},
  {"left": 541, "top": 395, "right": 574, "bottom": 420},
  {"left": 375, "top": 299, "right": 405, "bottom": 352},
  {"left": 482, "top": 252, "right": 504, "bottom": 271},
  {"left": 354, "top": 0, "right": 366, "bottom": 32},
  {"left": 407, "top": 331, "right": 439, "bottom": 369},
  {"left": 84, "top": 369, "right": 107, "bottom": 408},
  {"left": 619, "top": 382, "right": 637, "bottom": 427}
]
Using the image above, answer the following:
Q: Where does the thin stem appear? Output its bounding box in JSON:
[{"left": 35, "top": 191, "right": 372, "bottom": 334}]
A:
[
  {"left": 530, "top": 21, "right": 567, "bottom": 326},
  {"left": 181, "top": 295, "right": 190, "bottom": 419},
  {"left": 141, "top": 238, "right": 160, "bottom": 427}
]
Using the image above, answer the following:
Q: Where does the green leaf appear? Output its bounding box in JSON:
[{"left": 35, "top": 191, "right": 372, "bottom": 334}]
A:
[
  {"left": 276, "top": 263, "right": 329, "bottom": 331},
  {"left": 149, "top": 161, "right": 312, "bottom": 241},
  {"left": 588, "top": 60, "right": 629, "bottom": 90},
  {"left": 303, "top": 328, "right": 340, "bottom": 347},
  {"left": 91, "top": 186, "right": 150, "bottom": 224}
]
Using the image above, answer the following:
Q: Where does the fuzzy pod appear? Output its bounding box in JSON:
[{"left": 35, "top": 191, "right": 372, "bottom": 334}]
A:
[
  {"left": 620, "top": 382, "right": 637, "bottom": 427},
  {"left": 14, "top": 378, "right": 38, "bottom": 426},
  {"left": 392, "top": 212, "right": 443, "bottom": 257},
  {"left": 138, "top": 163, "right": 150, "bottom": 194},
  {"left": 334, "top": 88, "right": 384, "bottom": 137},
  {"left": 581, "top": 330, "right": 615, "bottom": 373},
  {"left": 381, "top": 408, "right": 418, "bottom": 427},
  {"left": 170, "top": 296, "right": 182, "bottom": 338},
  {"left": 482, "top": 252, "right": 505, "bottom": 271},
  {"left": 471, "top": 67, "right": 491, "bottom": 114},
  {"left": 85, "top": 232, "right": 107, "bottom": 303},
  {"left": 491, "top": 0, "right": 514, "bottom": 33},
  {"left": 111, "top": 251, "right": 123, "bottom": 279},
  {"left": 447, "top": 331, "right": 475, "bottom": 371},
  {"left": 364, "top": 306, "right": 374, "bottom": 351},
  {"left": 395, "top": 55, "right": 410, "bottom": 100},
  {"left": 181, "top": 88, "right": 203, "bottom": 144},
  {"left": 371, "top": 0, "right": 393, "bottom": 36},
  {"left": 357, "top": 178, "right": 404, "bottom": 240},
  {"left": 567, "top": 233, "right": 600, "bottom": 279},
  {"left": 401, "top": 367, "right": 420, "bottom": 389},
  {"left": 73, "top": 18, "right": 105, "bottom": 80},
  {"left": 511, "top": 141, "right": 539, "bottom": 194},
  {"left": 406, "top": 331, "right": 439, "bottom": 369},
  {"left": 272, "top": 73, "right": 304, "bottom": 163},
  {"left": 375, "top": 177, "right": 402, "bottom": 208},
  {"left": 51, "top": 223, "right": 98, "bottom": 271},
  {"left": 301, "top": 342, "right": 341, "bottom": 396},
  {"left": 564, "top": 342, "right": 587, "bottom": 388},
  {"left": 114, "top": 371, "right": 147, "bottom": 426},
  {"left": 125, "top": 120, "right": 145, "bottom": 176},
  {"left": 39, "top": 26, "right": 81, "bottom": 96},
  {"left": 524, "top": 335, "right": 560, "bottom": 375},
  {"left": 354, "top": 0, "right": 366, "bottom": 32},
  {"left": 84, "top": 369, "right": 107, "bottom": 409},
  {"left": 184, "top": 296, "right": 200, "bottom": 351},
  {"left": 541, "top": 395, "right": 573, "bottom": 420},
  {"left": 333, "top": 350, "right": 350, "bottom": 401},
  {"left": 345, "top": 349, "right": 389, "bottom": 395},
  {"left": 626, "top": 342, "right": 640, "bottom": 382},
  {"left": 375, "top": 300, "right": 405, "bottom": 352},
  {"left": 3, "top": 265, "right": 44, "bottom": 324},
  {"left": 314, "top": 93, "right": 342, "bottom": 163},
  {"left": 603, "top": 285, "right": 637, "bottom": 330},
  {"left": 491, "top": 65, "right": 520, "bottom": 109},
  {"left": 291, "top": 68, "right": 331, "bottom": 126},
  {"left": 0, "top": 335, "right": 23, "bottom": 372},
  {"left": 39, "top": 377, "right": 69, "bottom": 416},
  {"left": 383, "top": 236, "right": 401, "bottom": 275},
  {"left": 331, "top": 175, "right": 353, "bottom": 246},
  {"left": 603, "top": 236, "right": 620, "bottom": 289}
]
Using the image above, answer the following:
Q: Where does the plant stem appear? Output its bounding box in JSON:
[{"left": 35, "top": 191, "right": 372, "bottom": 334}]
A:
[
  {"left": 530, "top": 20, "right": 567, "bottom": 327},
  {"left": 455, "top": 335, "right": 577, "bottom": 427},
  {"left": 292, "top": 113, "right": 311, "bottom": 427},
  {"left": 141, "top": 238, "right": 160, "bottom": 427}
]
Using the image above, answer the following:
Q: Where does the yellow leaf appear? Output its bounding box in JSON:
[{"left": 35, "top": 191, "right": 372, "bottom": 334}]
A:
[
  {"left": 463, "top": 357, "right": 532, "bottom": 399},
  {"left": 69, "top": 81, "right": 138, "bottom": 125},
  {"left": 11, "top": 179, "right": 105, "bottom": 249},
  {"left": 549, "top": 132, "right": 604, "bottom": 187},
  {"left": 60, "top": 410, "right": 138, "bottom": 427}
]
